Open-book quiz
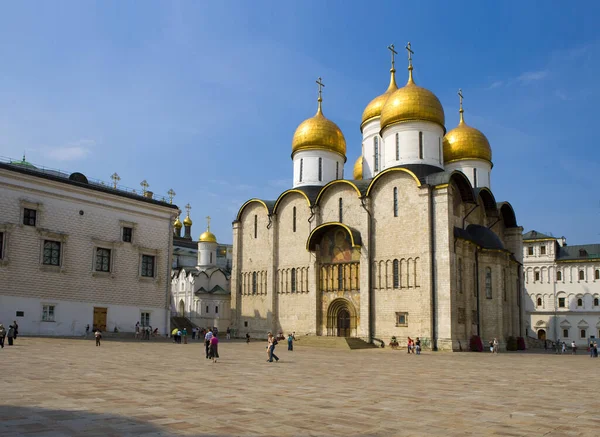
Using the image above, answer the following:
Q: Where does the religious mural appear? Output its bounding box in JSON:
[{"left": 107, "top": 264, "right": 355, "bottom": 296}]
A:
[{"left": 319, "top": 229, "right": 360, "bottom": 264}]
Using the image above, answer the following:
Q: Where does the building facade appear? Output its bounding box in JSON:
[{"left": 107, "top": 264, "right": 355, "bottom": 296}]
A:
[
  {"left": 523, "top": 230, "right": 600, "bottom": 345},
  {"left": 231, "top": 45, "right": 524, "bottom": 350},
  {"left": 0, "top": 159, "right": 178, "bottom": 336}
]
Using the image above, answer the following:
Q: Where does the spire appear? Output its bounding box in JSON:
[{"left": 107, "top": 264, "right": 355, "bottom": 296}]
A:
[
  {"left": 205, "top": 215, "right": 211, "bottom": 232},
  {"left": 316, "top": 77, "right": 324, "bottom": 114},
  {"left": 386, "top": 44, "right": 398, "bottom": 92},
  {"left": 458, "top": 88, "right": 465, "bottom": 125},
  {"left": 405, "top": 42, "right": 415, "bottom": 84}
]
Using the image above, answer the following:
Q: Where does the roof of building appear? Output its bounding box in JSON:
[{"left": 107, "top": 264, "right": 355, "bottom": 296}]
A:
[
  {"left": 0, "top": 161, "right": 178, "bottom": 209},
  {"left": 523, "top": 230, "right": 555, "bottom": 241},
  {"left": 454, "top": 225, "right": 506, "bottom": 251},
  {"left": 557, "top": 244, "right": 600, "bottom": 261}
]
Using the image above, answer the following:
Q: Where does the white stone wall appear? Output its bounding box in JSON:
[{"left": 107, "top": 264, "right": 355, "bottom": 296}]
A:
[
  {"left": 293, "top": 149, "right": 345, "bottom": 188},
  {"left": 445, "top": 160, "right": 492, "bottom": 189},
  {"left": 381, "top": 121, "right": 445, "bottom": 169},
  {"left": 361, "top": 119, "right": 380, "bottom": 179},
  {"left": 0, "top": 168, "right": 175, "bottom": 335}
]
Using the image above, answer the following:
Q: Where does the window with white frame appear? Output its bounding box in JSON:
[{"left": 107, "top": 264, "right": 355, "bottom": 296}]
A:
[
  {"left": 558, "top": 297, "right": 566, "bottom": 308},
  {"left": 534, "top": 271, "right": 540, "bottom": 281},
  {"left": 528, "top": 246, "right": 534, "bottom": 256},
  {"left": 141, "top": 255, "right": 155, "bottom": 277},
  {"left": 594, "top": 297, "right": 599, "bottom": 307},
  {"left": 580, "top": 329, "right": 587, "bottom": 339},
  {"left": 577, "top": 297, "right": 583, "bottom": 308},
  {"left": 536, "top": 297, "right": 542, "bottom": 307},
  {"left": 42, "top": 304, "right": 55, "bottom": 322},
  {"left": 579, "top": 270, "right": 585, "bottom": 281},
  {"left": 395, "top": 312, "right": 408, "bottom": 326},
  {"left": 557, "top": 270, "right": 562, "bottom": 281},
  {"left": 540, "top": 245, "right": 546, "bottom": 255},
  {"left": 43, "top": 240, "right": 61, "bottom": 266},
  {"left": 140, "top": 312, "right": 150, "bottom": 327},
  {"left": 95, "top": 248, "right": 111, "bottom": 272}
]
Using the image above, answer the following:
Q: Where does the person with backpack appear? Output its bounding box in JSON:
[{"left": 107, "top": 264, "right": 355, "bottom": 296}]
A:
[
  {"left": 287, "top": 333, "right": 294, "bottom": 351},
  {"left": 95, "top": 329, "right": 102, "bottom": 346},
  {"left": 266, "top": 332, "right": 279, "bottom": 362}
]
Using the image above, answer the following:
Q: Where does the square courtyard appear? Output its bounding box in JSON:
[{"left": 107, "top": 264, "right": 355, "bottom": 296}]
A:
[{"left": 1, "top": 337, "right": 599, "bottom": 436}]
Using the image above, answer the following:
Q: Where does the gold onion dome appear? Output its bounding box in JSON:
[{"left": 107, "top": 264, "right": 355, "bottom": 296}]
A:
[
  {"left": 183, "top": 215, "right": 192, "bottom": 226},
  {"left": 199, "top": 231, "right": 217, "bottom": 243},
  {"left": 443, "top": 92, "right": 492, "bottom": 164},
  {"left": 291, "top": 79, "right": 346, "bottom": 159},
  {"left": 174, "top": 217, "right": 183, "bottom": 229},
  {"left": 353, "top": 156, "right": 363, "bottom": 180},
  {"left": 380, "top": 49, "right": 445, "bottom": 132},
  {"left": 361, "top": 68, "right": 398, "bottom": 127}
]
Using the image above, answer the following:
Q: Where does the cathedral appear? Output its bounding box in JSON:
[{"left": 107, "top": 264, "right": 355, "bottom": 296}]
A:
[{"left": 230, "top": 44, "right": 524, "bottom": 350}]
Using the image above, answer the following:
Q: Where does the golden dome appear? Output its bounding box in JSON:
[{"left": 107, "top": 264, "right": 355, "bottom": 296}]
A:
[
  {"left": 353, "top": 156, "right": 363, "bottom": 180},
  {"left": 199, "top": 231, "right": 217, "bottom": 243},
  {"left": 174, "top": 217, "right": 183, "bottom": 229},
  {"left": 380, "top": 68, "right": 445, "bottom": 132},
  {"left": 183, "top": 215, "right": 192, "bottom": 226},
  {"left": 443, "top": 107, "right": 492, "bottom": 164},
  {"left": 361, "top": 69, "right": 398, "bottom": 128},
  {"left": 291, "top": 96, "right": 346, "bottom": 159}
]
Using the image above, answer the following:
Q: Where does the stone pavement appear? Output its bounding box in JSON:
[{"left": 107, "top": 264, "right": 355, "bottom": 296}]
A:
[{"left": 1, "top": 337, "right": 600, "bottom": 436}]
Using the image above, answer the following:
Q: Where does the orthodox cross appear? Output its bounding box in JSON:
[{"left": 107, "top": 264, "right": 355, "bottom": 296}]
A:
[
  {"left": 140, "top": 180, "right": 149, "bottom": 195},
  {"left": 458, "top": 88, "right": 464, "bottom": 110},
  {"left": 206, "top": 215, "right": 211, "bottom": 231},
  {"left": 316, "top": 77, "right": 324, "bottom": 102},
  {"left": 185, "top": 203, "right": 192, "bottom": 217},
  {"left": 387, "top": 44, "right": 397, "bottom": 70},
  {"left": 110, "top": 172, "right": 121, "bottom": 189},
  {"left": 405, "top": 42, "right": 414, "bottom": 68},
  {"left": 167, "top": 188, "right": 176, "bottom": 204}
]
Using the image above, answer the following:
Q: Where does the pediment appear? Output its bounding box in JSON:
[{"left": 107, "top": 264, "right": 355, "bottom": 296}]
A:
[
  {"left": 559, "top": 320, "right": 571, "bottom": 328},
  {"left": 577, "top": 319, "right": 589, "bottom": 328}
]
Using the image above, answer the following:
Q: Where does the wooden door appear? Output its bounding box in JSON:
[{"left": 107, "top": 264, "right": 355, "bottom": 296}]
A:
[
  {"left": 93, "top": 307, "right": 107, "bottom": 331},
  {"left": 337, "top": 309, "right": 350, "bottom": 337}
]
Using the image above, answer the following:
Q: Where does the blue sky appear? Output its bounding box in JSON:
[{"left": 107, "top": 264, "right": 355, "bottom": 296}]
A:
[{"left": 0, "top": 1, "right": 597, "bottom": 245}]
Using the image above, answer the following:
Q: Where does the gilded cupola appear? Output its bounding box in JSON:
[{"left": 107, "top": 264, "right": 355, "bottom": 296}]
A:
[
  {"left": 361, "top": 45, "right": 398, "bottom": 128},
  {"left": 380, "top": 42, "right": 445, "bottom": 132},
  {"left": 291, "top": 78, "right": 346, "bottom": 159},
  {"left": 443, "top": 90, "right": 492, "bottom": 164},
  {"left": 183, "top": 215, "right": 192, "bottom": 226},
  {"left": 199, "top": 216, "right": 217, "bottom": 243},
  {"left": 353, "top": 156, "right": 363, "bottom": 180},
  {"left": 174, "top": 216, "right": 183, "bottom": 229}
]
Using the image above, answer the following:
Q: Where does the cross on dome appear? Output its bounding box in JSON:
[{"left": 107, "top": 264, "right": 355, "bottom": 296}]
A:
[
  {"left": 185, "top": 203, "right": 192, "bottom": 216},
  {"left": 387, "top": 44, "right": 397, "bottom": 71},
  {"left": 316, "top": 77, "right": 325, "bottom": 112},
  {"left": 206, "top": 215, "right": 211, "bottom": 231},
  {"left": 110, "top": 173, "right": 120, "bottom": 189},
  {"left": 167, "top": 188, "right": 176, "bottom": 204}
]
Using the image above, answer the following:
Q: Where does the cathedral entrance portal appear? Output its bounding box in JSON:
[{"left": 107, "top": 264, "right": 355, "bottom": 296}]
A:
[
  {"left": 178, "top": 300, "right": 185, "bottom": 317},
  {"left": 337, "top": 309, "right": 351, "bottom": 337},
  {"left": 537, "top": 329, "right": 546, "bottom": 341},
  {"left": 326, "top": 298, "right": 357, "bottom": 337}
]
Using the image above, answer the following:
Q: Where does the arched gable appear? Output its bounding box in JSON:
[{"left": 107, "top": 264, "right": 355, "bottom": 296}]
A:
[
  {"left": 306, "top": 222, "right": 362, "bottom": 251},
  {"left": 476, "top": 187, "right": 498, "bottom": 216},
  {"left": 235, "top": 198, "right": 273, "bottom": 222},
  {"left": 366, "top": 167, "right": 421, "bottom": 196},
  {"left": 497, "top": 202, "right": 518, "bottom": 228},
  {"left": 273, "top": 189, "right": 311, "bottom": 214},
  {"left": 315, "top": 180, "right": 362, "bottom": 205},
  {"left": 448, "top": 171, "right": 476, "bottom": 203}
]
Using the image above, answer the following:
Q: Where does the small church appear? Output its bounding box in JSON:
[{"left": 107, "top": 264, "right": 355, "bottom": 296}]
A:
[{"left": 230, "top": 43, "right": 524, "bottom": 350}]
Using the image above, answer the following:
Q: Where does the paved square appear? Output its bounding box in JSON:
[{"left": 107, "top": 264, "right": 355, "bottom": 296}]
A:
[{"left": 1, "top": 337, "right": 599, "bottom": 436}]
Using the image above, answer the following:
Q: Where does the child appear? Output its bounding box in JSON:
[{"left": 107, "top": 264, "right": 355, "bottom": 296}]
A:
[
  {"left": 95, "top": 330, "right": 102, "bottom": 347},
  {"left": 287, "top": 333, "right": 294, "bottom": 351}
]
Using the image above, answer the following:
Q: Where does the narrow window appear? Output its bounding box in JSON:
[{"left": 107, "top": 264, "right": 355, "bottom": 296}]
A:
[
  {"left": 563, "top": 328, "right": 569, "bottom": 338},
  {"left": 122, "top": 227, "right": 133, "bottom": 243},
  {"left": 293, "top": 206, "right": 297, "bottom": 233},
  {"left": 594, "top": 297, "right": 599, "bottom": 306},
  {"left": 254, "top": 215, "right": 257, "bottom": 239},
  {"left": 537, "top": 297, "right": 542, "bottom": 307},
  {"left": 337, "top": 265, "right": 343, "bottom": 290},
  {"left": 395, "top": 133, "right": 399, "bottom": 160},
  {"left": 336, "top": 162, "right": 339, "bottom": 179},
  {"left": 252, "top": 272, "right": 257, "bottom": 294},
  {"left": 0, "top": 232, "right": 3, "bottom": 259},
  {"left": 42, "top": 305, "right": 55, "bottom": 322},
  {"left": 540, "top": 245, "right": 546, "bottom": 255},
  {"left": 338, "top": 197, "right": 343, "bottom": 223},
  {"left": 457, "top": 258, "right": 463, "bottom": 293},
  {"left": 23, "top": 208, "right": 37, "bottom": 226},
  {"left": 393, "top": 259, "right": 399, "bottom": 288},
  {"left": 438, "top": 137, "right": 442, "bottom": 162},
  {"left": 473, "top": 168, "right": 478, "bottom": 187},
  {"left": 579, "top": 270, "right": 585, "bottom": 281},
  {"left": 528, "top": 246, "right": 534, "bottom": 256},
  {"left": 95, "top": 248, "right": 111, "bottom": 272},
  {"left": 393, "top": 187, "right": 398, "bottom": 217},
  {"left": 141, "top": 255, "right": 155, "bottom": 277},
  {"left": 558, "top": 297, "right": 565, "bottom": 308},
  {"left": 557, "top": 271, "right": 562, "bottom": 281},
  {"left": 210, "top": 252, "right": 213, "bottom": 264},
  {"left": 215, "top": 305, "right": 219, "bottom": 314},
  {"left": 534, "top": 271, "right": 540, "bottom": 281},
  {"left": 595, "top": 269, "right": 599, "bottom": 280},
  {"left": 291, "top": 268, "right": 296, "bottom": 293},
  {"left": 374, "top": 137, "right": 379, "bottom": 171},
  {"left": 43, "top": 241, "right": 61, "bottom": 266},
  {"left": 206, "top": 305, "right": 209, "bottom": 314},
  {"left": 140, "top": 312, "right": 150, "bottom": 327},
  {"left": 485, "top": 267, "right": 492, "bottom": 299},
  {"left": 577, "top": 298, "right": 583, "bottom": 307},
  {"left": 418, "top": 131, "right": 423, "bottom": 159},
  {"left": 318, "top": 157, "right": 323, "bottom": 182},
  {"left": 580, "top": 329, "right": 587, "bottom": 339},
  {"left": 299, "top": 159, "right": 303, "bottom": 182}
]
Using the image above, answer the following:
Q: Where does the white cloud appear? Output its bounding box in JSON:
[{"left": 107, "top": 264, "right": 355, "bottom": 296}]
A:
[
  {"left": 517, "top": 70, "right": 549, "bottom": 83},
  {"left": 489, "top": 80, "right": 504, "bottom": 89}
]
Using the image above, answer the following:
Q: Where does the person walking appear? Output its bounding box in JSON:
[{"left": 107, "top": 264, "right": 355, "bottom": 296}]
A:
[
  {"left": 594, "top": 341, "right": 598, "bottom": 358},
  {"left": 85, "top": 324, "right": 90, "bottom": 338},
  {"left": 287, "top": 333, "right": 294, "bottom": 351},
  {"left": 226, "top": 326, "right": 231, "bottom": 340},
  {"left": 571, "top": 340, "right": 577, "bottom": 355},
  {"left": 407, "top": 337, "right": 413, "bottom": 354},
  {"left": 7, "top": 325, "right": 15, "bottom": 346},
  {"left": 246, "top": 332, "right": 250, "bottom": 344},
  {"left": 267, "top": 332, "right": 279, "bottom": 362},
  {"left": 135, "top": 322, "right": 140, "bottom": 339},
  {"left": 0, "top": 324, "right": 6, "bottom": 348},
  {"left": 183, "top": 328, "right": 188, "bottom": 344},
  {"left": 561, "top": 341, "right": 566, "bottom": 354},
  {"left": 415, "top": 337, "right": 421, "bottom": 355},
  {"left": 95, "top": 329, "right": 102, "bottom": 347},
  {"left": 204, "top": 329, "right": 214, "bottom": 359},
  {"left": 192, "top": 327, "right": 196, "bottom": 341},
  {"left": 12, "top": 321, "right": 18, "bottom": 340},
  {"left": 210, "top": 334, "right": 219, "bottom": 363},
  {"left": 493, "top": 338, "right": 499, "bottom": 354}
]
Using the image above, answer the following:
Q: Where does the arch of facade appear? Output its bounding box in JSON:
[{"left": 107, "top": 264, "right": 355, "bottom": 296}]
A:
[{"left": 325, "top": 298, "right": 358, "bottom": 337}]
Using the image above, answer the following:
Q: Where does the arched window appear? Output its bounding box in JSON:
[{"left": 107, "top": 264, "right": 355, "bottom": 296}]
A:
[
  {"left": 577, "top": 297, "right": 583, "bottom": 307},
  {"left": 534, "top": 271, "right": 540, "bottom": 281},
  {"left": 473, "top": 168, "right": 478, "bottom": 187},
  {"left": 337, "top": 265, "right": 343, "bottom": 290},
  {"left": 537, "top": 297, "right": 542, "bottom": 307},
  {"left": 596, "top": 269, "right": 600, "bottom": 280},
  {"left": 395, "top": 133, "right": 400, "bottom": 160},
  {"left": 438, "top": 137, "right": 442, "bottom": 162},
  {"left": 338, "top": 197, "right": 343, "bottom": 223},
  {"left": 457, "top": 258, "right": 463, "bottom": 293},
  {"left": 579, "top": 270, "right": 585, "bottom": 281},
  {"left": 393, "top": 259, "right": 399, "bottom": 289},
  {"left": 594, "top": 297, "right": 599, "bottom": 307},
  {"left": 557, "top": 270, "right": 562, "bottom": 281},
  {"left": 393, "top": 187, "right": 398, "bottom": 217},
  {"left": 292, "top": 206, "right": 296, "bottom": 233},
  {"left": 318, "top": 157, "right": 323, "bottom": 181},
  {"left": 418, "top": 131, "right": 423, "bottom": 159},
  {"left": 374, "top": 137, "right": 379, "bottom": 171},
  {"left": 299, "top": 158, "right": 303, "bottom": 182},
  {"left": 210, "top": 252, "right": 213, "bottom": 264},
  {"left": 485, "top": 267, "right": 492, "bottom": 299},
  {"left": 252, "top": 272, "right": 257, "bottom": 294},
  {"left": 291, "top": 268, "right": 296, "bottom": 293}
]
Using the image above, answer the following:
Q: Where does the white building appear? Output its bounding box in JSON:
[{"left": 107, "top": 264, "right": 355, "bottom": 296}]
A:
[
  {"left": 523, "top": 231, "right": 600, "bottom": 345},
  {"left": 171, "top": 216, "right": 231, "bottom": 330},
  {"left": 0, "top": 157, "right": 178, "bottom": 336}
]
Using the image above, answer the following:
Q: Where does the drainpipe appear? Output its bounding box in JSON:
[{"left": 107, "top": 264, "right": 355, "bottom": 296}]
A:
[
  {"left": 360, "top": 197, "right": 374, "bottom": 343},
  {"left": 429, "top": 186, "right": 438, "bottom": 351}
]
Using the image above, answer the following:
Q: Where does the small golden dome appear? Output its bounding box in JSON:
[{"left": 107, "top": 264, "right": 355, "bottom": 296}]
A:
[
  {"left": 353, "top": 156, "right": 363, "bottom": 180},
  {"left": 199, "top": 231, "right": 217, "bottom": 243},
  {"left": 174, "top": 217, "right": 183, "bottom": 229},
  {"left": 291, "top": 93, "right": 346, "bottom": 159},
  {"left": 443, "top": 107, "right": 492, "bottom": 164},
  {"left": 183, "top": 215, "right": 192, "bottom": 226},
  {"left": 380, "top": 68, "right": 445, "bottom": 132},
  {"left": 361, "top": 69, "right": 398, "bottom": 128}
]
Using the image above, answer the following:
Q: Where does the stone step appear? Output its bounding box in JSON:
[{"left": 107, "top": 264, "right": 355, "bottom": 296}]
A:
[{"left": 295, "top": 336, "right": 378, "bottom": 350}]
